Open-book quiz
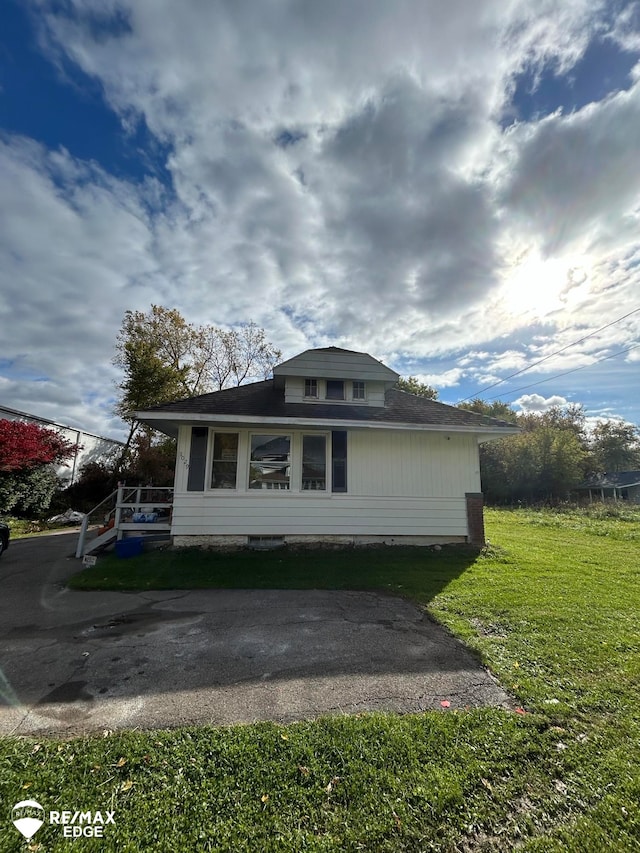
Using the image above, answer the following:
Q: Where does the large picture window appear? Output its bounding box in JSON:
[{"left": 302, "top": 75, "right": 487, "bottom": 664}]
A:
[
  {"left": 302, "top": 434, "right": 327, "bottom": 490},
  {"left": 249, "top": 434, "right": 291, "bottom": 489},
  {"left": 211, "top": 433, "right": 238, "bottom": 489}
]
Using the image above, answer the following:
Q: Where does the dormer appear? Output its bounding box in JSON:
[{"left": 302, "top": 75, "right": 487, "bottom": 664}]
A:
[{"left": 273, "top": 347, "right": 399, "bottom": 407}]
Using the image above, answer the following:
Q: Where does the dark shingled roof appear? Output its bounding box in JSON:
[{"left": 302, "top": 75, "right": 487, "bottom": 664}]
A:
[
  {"left": 575, "top": 470, "right": 640, "bottom": 489},
  {"left": 142, "top": 380, "right": 517, "bottom": 431}
]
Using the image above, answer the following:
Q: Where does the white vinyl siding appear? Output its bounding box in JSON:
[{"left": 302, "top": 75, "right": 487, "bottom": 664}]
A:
[
  {"left": 171, "top": 494, "right": 467, "bottom": 538},
  {"left": 349, "top": 430, "right": 480, "bottom": 497},
  {"left": 172, "top": 426, "right": 479, "bottom": 539},
  {"left": 176, "top": 426, "right": 479, "bottom": 498}
]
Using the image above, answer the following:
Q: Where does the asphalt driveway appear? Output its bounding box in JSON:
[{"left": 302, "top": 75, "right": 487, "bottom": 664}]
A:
[{"left": 0, "top": 531, "right": 511, "bottom": 737}]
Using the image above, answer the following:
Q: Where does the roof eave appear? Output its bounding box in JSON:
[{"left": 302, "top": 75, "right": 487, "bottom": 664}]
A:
[{"left": 136, "top": 410, "right": 521, "bottom": 436}]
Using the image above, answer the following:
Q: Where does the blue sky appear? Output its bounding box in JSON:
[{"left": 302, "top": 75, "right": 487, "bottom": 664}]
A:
[{"left": 1, "top": 0, "right": 639, "bottom": 439}]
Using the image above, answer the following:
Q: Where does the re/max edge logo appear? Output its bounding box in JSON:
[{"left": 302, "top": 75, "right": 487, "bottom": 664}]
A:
[{"left": 11, "top": 800, "right": 116, "bottom": 840}]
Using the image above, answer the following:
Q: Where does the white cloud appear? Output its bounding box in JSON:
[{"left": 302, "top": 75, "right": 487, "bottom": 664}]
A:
[
  {"left": 0, "top": 0, "right": 638, "bottom": 436},
  {"left": 515, "top": 393, "right": 569, "bottom": 413},
  {"left": 499, "top": 84, "right": 640, "bottom": 258},
  {"left": 412, "top": 369, "right": 463, "bottom": 390}
]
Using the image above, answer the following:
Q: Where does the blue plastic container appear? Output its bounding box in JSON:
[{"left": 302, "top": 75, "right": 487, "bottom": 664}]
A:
[{"left": 115, "top": 537, "right": 144, "bottom": 559}]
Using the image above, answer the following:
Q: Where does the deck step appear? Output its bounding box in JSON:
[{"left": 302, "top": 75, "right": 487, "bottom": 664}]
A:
[{"left": 83, "top": 527, "right": 117, "bottom": 556}]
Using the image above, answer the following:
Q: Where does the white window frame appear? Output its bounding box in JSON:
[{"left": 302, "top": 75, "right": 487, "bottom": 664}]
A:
[
  {"left": 352, "top": 380, "right": 366, "bottom": 401},
  {"left": 248, "top": 432, "right": 293, "bottom": 491},
  {"left": 301, "top": 432, "right": 330, "bottom": 492},
  {"left": 304, "top": 378, "right": 319, "bottom": 398},
  {"left": 208, "top": 430, "right": 240, "bottom": 491}
]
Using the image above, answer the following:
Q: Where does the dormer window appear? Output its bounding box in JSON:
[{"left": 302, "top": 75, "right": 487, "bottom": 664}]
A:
[
  {"left": 326, "top": 380, "right": 345, "bottom": 400},
  {"left": 304, "top": 378, "right": 318, "bottom": 398},
  {"left": 352, "top": 381, "right": 365, "bottom": 400}
]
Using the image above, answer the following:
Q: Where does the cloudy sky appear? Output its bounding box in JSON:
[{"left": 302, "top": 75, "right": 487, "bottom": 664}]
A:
[{"left": 1, "top": 0, "right": 639, "bottom": 440}]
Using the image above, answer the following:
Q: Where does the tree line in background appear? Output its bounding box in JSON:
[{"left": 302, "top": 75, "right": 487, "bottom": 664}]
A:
[
  {"left": 459, "top": 400, "right": 640, "bottom": 503},
  {"left": 2, "top": 305, "right": 639, "bottom": 516}
]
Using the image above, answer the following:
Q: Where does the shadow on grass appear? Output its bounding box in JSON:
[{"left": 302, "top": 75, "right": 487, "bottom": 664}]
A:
[{"left": 68, "top": 544, "right": 481, "bottom": 605}]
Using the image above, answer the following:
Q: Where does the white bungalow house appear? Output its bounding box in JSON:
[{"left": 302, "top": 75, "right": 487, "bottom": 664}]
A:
[{"left": 136, "top": 347, "right": 519, "bottom": 548}]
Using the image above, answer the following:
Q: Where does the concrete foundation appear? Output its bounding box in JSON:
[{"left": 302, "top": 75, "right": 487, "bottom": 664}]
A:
[{"left": 172, "top": 533, "right": 467, "bottom": 550}]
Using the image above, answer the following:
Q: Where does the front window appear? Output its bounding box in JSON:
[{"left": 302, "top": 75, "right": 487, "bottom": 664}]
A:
[
  {"left": 302, "top": 434, "right": 327, "bottom": 490},
  {"left": 326, "top": 379, "right": 345, "bottom": 400},
  {"left": 304, "top": 378, "right": 318, "bottom": 398},
  {"left": 352, "top": 380, "right": 365, "bottom": 400},
  {"left": 211, "top": 433, "right": 238, "bottom": 489},
  {"left": 249, "top": 434, "right": 291, "bottom": 489}
]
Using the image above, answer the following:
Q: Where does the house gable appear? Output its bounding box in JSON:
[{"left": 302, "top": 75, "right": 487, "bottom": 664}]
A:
[
  {"left": 274, "top": 347, "right": 399, "bottom": 382},
  {"left": 274, "top": 347, "right": 399, "bottom": 408}
]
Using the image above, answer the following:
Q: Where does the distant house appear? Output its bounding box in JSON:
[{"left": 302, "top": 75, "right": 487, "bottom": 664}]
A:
[
  {"left": 0, "top": 405, "right": 124, "bottom": 485},
  {"left": 573, "top": 471, "right": 640, "bottom": 504},
  {"left": 137, "top": 347, "right": 519, "bottom": 548}
]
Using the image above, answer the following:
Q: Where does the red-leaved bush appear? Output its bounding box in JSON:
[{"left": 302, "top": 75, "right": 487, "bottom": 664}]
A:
[{"left": 0, "top": 419, "right": 76, "bottom": 472}]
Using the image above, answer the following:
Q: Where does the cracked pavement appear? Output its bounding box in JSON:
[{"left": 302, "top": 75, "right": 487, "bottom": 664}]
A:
[{"left": 0, "top": 531, "right": 511, "bottom": 737}]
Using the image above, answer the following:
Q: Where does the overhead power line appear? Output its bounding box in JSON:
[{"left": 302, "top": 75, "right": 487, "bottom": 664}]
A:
[
  {"left": 482, "top": 341, "right": 640, "bottom": 402},
  {"left": 457, "top": 306, "right": 640, "bottom": 403}
]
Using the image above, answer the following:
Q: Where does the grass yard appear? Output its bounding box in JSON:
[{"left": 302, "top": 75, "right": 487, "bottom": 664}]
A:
[{"left": 1, "top": 506, "right": 639, "bottom": 851}]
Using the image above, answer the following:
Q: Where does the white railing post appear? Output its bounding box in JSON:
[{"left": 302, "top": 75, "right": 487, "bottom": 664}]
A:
[
  {"left": 114, "top": 483, "right": 125, "bottom": 540},
  {"left": 75, "top": 515, "right": 89, "bottom": 559}
]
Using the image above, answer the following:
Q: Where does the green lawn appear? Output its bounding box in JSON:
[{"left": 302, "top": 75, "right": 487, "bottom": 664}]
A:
[{"left": 1, "top": 506, "right": 639, "bottom": 851}]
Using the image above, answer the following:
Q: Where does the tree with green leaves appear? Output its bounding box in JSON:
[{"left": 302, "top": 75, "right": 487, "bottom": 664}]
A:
[
  {"left": 113, "top": 306, "right": 281, "bottom": 470},
  {"left": 396, "top": 376, "right": 438, "bottom": 399},
  {"left": 458, "top": 398, "right": 518, "bottom": 423},
  {"left": 478, "top": 423, "right": 587, "bottom": 503},
  {"left": 518, "top": 404, "right": 587, "bottom": 438},
  {"left": 589, "top": 420, "right": 640, "bottom": 472},
  {"left": 459, "top": 402, "right": 590, "bottom": 503}
]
